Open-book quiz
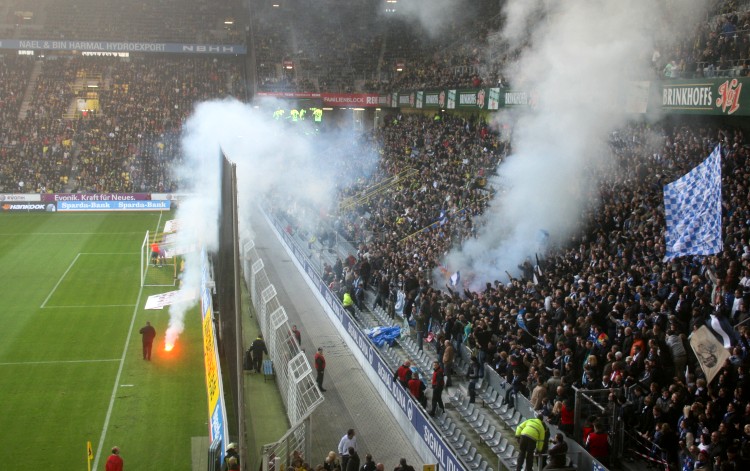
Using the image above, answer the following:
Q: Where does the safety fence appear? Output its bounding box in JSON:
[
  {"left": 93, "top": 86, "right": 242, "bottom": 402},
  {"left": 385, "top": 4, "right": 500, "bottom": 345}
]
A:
[
  {"left": 240, "top": 238, "right": 324, "bottom": 471},
  {"left": 242, "top": 238, "right": 324, "bottom": 425},
  {"left": 261, "top": 420, "right": 312, "bottom": 471}
]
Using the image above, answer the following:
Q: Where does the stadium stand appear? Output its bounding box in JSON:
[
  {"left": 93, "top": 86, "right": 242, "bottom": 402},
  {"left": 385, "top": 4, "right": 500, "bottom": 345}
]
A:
[
  {"left": 0, "top": 54, "right": 242, "bottom": 193},
  {"left": 3, "top": 0, "right": 750, "bottom": 470},
  {"left": 2, "top": 0, "right": 246, "bottom": 44},
  {"left": 282, "top": 112, "right": 750, "bottom": 471}
]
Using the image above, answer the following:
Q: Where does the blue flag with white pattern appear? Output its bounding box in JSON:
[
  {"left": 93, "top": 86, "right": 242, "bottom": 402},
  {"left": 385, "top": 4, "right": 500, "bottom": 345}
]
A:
[{"left": 663, "top": 146, "right": 722, "bottom": 260}]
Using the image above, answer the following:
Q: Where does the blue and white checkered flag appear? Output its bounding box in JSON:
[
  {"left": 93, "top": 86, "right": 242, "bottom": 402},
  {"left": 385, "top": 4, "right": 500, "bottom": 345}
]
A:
[{"left": 664, "top": 146, "right": 722, "bottom": 260}]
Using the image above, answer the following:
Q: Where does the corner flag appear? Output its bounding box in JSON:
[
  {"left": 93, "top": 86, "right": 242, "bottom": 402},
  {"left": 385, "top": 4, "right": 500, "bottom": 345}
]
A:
[
  {"left": 87, "top": 441, "right": 93, "bottom": 471},
  {"left": 663, "top": 146, "right": 722, "bottom": 260}
]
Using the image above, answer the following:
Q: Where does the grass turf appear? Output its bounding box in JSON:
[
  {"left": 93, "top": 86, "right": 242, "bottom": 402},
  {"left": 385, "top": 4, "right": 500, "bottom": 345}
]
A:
[{"left": 0, "top": 212, "right": 206, "bottom": 470}]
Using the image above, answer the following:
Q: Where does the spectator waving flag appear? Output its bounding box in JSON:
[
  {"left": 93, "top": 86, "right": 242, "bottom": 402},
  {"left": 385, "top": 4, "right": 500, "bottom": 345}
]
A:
[
  {"left": 438, "top": 209, "right": 448, "bottom": 226},
  {"left": 707, "top": 313, "right": 739, "bottom": 348},
  {"left": 689, "top": 325, "right": 730, "bottom": 384},
  {"left": 663, "top": 146, "right": 722, "bottom": 260},
  {"left": 450, "top": 271, "right": 461, "bottom": 287}
]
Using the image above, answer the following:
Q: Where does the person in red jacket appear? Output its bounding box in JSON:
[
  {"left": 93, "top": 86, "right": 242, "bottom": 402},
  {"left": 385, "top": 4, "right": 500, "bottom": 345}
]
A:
[
  {"left": 581, "top": 415, "right": 597, "bottom": 445},
  {"left": 559, "top": 399, "right": 574, "bottom": 435},
  {"left": 105, "top": 446, "right": 123, "bottom": 471},
  {"left": 585, "top": 422, "right": 610, "bottom": 465},
  {"left": 408, "top": 372, "right": 427, "bottom": 408},
  {"left": 394, "top": 360, "right": 412, "bottom": 388},
  {"left": 315, "top": 347, "right": 327, "bottom": 392},
  {"left": 430, "top": 361, "right": 445, "bottom": 416}
]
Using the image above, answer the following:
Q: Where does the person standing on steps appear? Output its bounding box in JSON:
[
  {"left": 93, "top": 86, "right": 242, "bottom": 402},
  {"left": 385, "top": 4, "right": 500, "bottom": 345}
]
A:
[
  {"left": 315, "top": 347, "right": 327, "bottom": 392},
  {"left": 430, "top": 361, "right": 445, "bottom": 416},
  {"left": 337, "top": 429, "right": 357, "bottom": 471}
]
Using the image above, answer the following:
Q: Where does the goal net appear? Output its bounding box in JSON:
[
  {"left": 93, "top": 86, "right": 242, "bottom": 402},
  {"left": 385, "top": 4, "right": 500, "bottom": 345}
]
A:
[{"left": 140, "top": 229, "right": 179, "bottom": 287}]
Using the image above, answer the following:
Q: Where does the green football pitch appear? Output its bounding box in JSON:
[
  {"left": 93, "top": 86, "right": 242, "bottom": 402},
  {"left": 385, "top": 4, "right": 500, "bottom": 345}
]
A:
[{"left": 0, "top": 211, "right": 207, "bottom": 470}]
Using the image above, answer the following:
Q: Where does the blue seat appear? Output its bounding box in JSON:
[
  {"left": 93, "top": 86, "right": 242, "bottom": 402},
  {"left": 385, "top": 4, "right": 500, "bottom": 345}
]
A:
[
  {"left": 507, "top": 411, "right": 522, "bottom": 428},
  {"left": 475, "top": 416, "right": 491, "bottom": 435},
  {"left": 439, "top": 417, "right": 453, "bottom": 431},
  {"left": 501, "top": 444, "right": 515, "bottom": 460},
  {"left": 472, "top": 460, "right": 488, "bottom": 471},
  {"left": 459, "top": 403, "right": 476, "bottom": 419},
  {"left": 480, "top": 387, "right": 497, "bottom": 404},
  {"left": 480, "top": 425, "right": 497, "bottom": 442},
  {"left": 460, "top": 445, "right": 475, "bottom": 460},
  {"left": 491, "top": 437, "right": 507, "bottom": 454},
  {"left": 449, "top": 392, "right": 464, "bottom": 406},
  {"left": 467, "top": 453, "right": 482, "bottom": 470},
  {"left": 487, "top": 431, "right": 503, "bottom": 449}
]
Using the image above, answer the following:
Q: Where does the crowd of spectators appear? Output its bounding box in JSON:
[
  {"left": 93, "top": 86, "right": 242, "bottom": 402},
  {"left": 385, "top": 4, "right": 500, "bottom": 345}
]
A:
[
  {"left": 252, "top": 0, "right": 383, "bottom": 94},
  {"left": 2, "top": 3, "right": 750, "bottom": 471},
  {"left": 0, "top": 54, "right": 242, "bottom": 193},
  {"left": 303, "top": 112, "right": 750, "bottom": 471},
  {"left": 0, "top": 0, "right": 247, "bottom": 44},
  {"left": 250, "top": 0, "right": 750, "bottom": 94}
]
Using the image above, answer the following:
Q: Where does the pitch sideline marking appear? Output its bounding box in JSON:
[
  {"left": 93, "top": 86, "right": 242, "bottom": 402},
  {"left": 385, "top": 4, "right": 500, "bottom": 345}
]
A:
[{"left": 92, "top": 211, "right": 164, "bottom": 470}]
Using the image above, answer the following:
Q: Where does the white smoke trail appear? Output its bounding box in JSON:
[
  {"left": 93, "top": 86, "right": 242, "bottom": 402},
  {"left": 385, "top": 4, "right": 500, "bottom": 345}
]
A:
[
  {"left": 386, "top": 0, "right": 474, "bottom": 38},
  {"left": 443, "top": 0, "right": 709, "bottom": 289},
  {"left": 164, "top": 98, "right": 373, "bottom": 346}
]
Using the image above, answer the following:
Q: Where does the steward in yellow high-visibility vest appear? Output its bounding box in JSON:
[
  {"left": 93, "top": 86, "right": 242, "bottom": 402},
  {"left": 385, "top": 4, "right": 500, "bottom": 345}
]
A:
[
  {"left": 515, "top": 413, "right": 547, "bottom": 471},
  {"left": 342, "top": 290, "right": 355, "bottom": 317}
]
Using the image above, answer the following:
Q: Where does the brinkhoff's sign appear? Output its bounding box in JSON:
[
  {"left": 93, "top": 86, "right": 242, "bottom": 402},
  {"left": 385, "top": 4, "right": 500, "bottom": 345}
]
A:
[
  {"left": 661, "top": 79, "right": 744, "bottom": 115},
  {"left": 662, "top": 85, "right": 713, "bottom": 108}
]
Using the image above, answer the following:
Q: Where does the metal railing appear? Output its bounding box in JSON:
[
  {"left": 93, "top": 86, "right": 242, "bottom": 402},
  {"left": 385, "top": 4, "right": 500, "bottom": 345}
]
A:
[
  {"left": 241, "top": 239, "right": 324, "bottom": 426},
  {"left": 261, "top": 420, "right": 312, "bottom": 471}
]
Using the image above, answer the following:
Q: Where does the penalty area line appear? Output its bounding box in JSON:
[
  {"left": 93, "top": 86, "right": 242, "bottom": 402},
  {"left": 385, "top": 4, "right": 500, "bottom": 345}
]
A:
[{"left": 40, "top": 253, "right": 80, "bottom": 309}]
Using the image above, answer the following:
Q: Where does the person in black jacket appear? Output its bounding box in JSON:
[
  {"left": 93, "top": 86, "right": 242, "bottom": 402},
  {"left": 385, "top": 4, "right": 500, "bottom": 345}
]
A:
[
  {"left": 251, "top": 335, "right": 268, "bottom": 373},
  {"left": 393, "top": 458, "right": 415, "bottom": 471},
  {"left": 360, "top": 453, "right": 376, "bottom": 471},
  {"left": 139, "top": 321, "right": 156, "bottom": 361},
  {"left": 345, "top": 448, "right": 360, "bottom": 471},
  {"left": 544, "top": 433, "right": 568, "bottom": 470}
]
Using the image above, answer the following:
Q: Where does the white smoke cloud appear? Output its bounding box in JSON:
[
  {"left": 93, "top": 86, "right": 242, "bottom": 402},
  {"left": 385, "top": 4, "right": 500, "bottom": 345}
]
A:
[
  {"left": 164, "top": 98, "right": 374, "bottom": 346},
  {"left": 443, "top": 0, "right": 709, "bottom": 289},
  {"left": 387, "top": 0, "right": 472, "bottom": 38}
]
